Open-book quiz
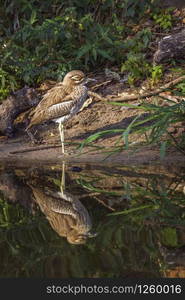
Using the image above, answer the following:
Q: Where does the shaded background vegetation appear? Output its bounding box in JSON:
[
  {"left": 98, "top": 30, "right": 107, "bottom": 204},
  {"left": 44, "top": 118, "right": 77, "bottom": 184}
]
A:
[{"left": 0, "top": 0, "right": 175, "bottom": 99}]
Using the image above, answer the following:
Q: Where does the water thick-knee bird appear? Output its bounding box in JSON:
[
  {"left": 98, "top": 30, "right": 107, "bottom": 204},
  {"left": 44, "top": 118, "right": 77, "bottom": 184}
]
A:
[
  {"left": 26, "top": 70, "right": 93, "bottom": 154},
  {"left": 29, "top": 162, "right": 97, "bottom": 244}
]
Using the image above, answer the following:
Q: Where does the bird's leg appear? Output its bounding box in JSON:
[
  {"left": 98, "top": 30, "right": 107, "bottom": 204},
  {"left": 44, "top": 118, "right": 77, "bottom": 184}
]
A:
[
  {"left": 58, "top": 122, "right": 65, "bottom": 154},
  {"left": 60, "top": 161, "right": 65, "bottom": 195}
]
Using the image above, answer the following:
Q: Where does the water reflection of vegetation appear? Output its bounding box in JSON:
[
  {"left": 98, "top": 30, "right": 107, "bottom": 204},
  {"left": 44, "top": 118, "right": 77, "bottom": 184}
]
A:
[
  {"left": 0, "top": 164, "right": 185, "bottom": 278},
  {"left": 77, "top": 166, "right": 185, "bottom": 225}
]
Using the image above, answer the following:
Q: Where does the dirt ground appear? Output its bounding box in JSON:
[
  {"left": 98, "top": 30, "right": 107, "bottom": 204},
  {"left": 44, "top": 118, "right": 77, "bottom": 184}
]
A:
[{"left": 0, "top": 77, "right": 185, "bottom": 167}]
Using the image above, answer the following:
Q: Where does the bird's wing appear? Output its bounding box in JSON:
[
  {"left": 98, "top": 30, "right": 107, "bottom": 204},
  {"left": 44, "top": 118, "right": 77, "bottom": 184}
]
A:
[
  {"left": 51, "top": 200, "right": 77, "bottom": 218},
  {"left": 27, "top": 86, "right": 74, "bottom": 127},
  {"left": 27, "top": 84, "right": 88, "bottom": 128},
  {"left": 46, "top": 100, "right": 74, "bottom": 121},
  {"left": 29, "top": 99, "right": 74, "bottom": 126},
  {"left": 35, "top": 83, "right": 72, "bottom": 111},
  {"left": 31, "top": 186, "right": 78, "bottom": 218}
]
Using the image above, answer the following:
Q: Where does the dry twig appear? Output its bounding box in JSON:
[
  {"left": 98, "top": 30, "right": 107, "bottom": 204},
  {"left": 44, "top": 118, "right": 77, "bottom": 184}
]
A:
[
  {"left": 10, "top": 144, "right": 61, "bottom": 154},
  {"left": 88, "top": 75, "right": 185, "bottom": 103},
  {"left": 110, "top": 75, "right": 185, "bottom": 102}
]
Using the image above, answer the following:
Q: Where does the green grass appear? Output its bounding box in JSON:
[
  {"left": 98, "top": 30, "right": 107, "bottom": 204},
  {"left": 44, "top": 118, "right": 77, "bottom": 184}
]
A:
[{"left": 80, "top": 97, "right": 185, "bottom": 157}]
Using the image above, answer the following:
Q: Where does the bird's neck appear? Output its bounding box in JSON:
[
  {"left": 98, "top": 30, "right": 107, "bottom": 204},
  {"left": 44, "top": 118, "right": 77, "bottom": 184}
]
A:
[{"left": 62, "top": 84, "right": 74, "bottom": 94}]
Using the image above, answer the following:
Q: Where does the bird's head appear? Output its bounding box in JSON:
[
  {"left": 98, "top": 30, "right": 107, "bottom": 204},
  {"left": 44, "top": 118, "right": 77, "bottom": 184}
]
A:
[
  {"left": 62, "top": 70, "right": 86, "bottom": 87},
  {"left": 67, "top": 231, "right": 97, "bottom": 245}
]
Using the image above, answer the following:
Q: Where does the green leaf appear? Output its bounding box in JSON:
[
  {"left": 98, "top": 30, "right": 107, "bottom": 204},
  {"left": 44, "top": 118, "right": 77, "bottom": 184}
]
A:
[
  {"left": 97, "top": 49, "right": 113, "bottom": 61},
  {"left": 80, "top": 129, "right": 124, "bottom": 148},
  {"left": 30, "top": 10, "right": 37, "bottom": 25},
  {"left": 108, "top": 205, "right": 156, "bottom": 216},
  {"left": 122, "top": 115, "right": 141, "bottom": 149},
  {"left": 160, "top": 228, "right": 178, "bottom": 247},
  {"left": 92, "top": 48, "right": 97, "bottom": 61},
  {"left": 77, "top": 44, "right": 92, "bottom": 58},
  {"left": 160, "top": 141, "right": 167, "bottom": 160}
]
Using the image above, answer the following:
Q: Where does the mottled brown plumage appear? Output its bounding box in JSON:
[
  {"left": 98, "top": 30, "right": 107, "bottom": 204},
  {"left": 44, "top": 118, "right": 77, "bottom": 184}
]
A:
[
  {"left": 30, "top": 185, "right": 94, "bottom": 244},
  {"left": 26, "top": 70, "right": 89, "bottom": 153},
  {"left": 27, "top": 70, "right": 86, "bottom": 128}
]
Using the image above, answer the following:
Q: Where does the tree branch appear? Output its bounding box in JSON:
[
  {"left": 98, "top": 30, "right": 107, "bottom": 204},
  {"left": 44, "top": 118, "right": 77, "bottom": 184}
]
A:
[{"left": 88, "top": 75, "right": 185, "bottom": 103}]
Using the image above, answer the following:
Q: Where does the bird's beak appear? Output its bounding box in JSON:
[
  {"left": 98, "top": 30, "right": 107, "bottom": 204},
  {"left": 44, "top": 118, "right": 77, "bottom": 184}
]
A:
[
  {"left": 84, "top": 78, "right": 97, "bottom": 84},
  {"left": 87, "top": 232, "right": 98, "bottom": 238}
]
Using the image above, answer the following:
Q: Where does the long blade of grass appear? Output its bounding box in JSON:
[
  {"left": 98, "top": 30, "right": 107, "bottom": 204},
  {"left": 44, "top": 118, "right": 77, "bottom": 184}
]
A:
[
  {"left": 122, "top": 114, "right": 141, "bottom": 149},
  {"left": 160, "top": 141, "right": 167, "bottom": 160},
  {"left": 107, "top": 204, "right": 156, "bottom": 216},
  {"left": 79, "top": 129, "right": 125, "bottom": 149}
]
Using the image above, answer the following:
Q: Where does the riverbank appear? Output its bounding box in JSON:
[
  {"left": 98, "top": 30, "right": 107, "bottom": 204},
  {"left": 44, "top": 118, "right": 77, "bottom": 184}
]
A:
[{"left": 0, "top": 136, "right": 185, "bottom": 167}]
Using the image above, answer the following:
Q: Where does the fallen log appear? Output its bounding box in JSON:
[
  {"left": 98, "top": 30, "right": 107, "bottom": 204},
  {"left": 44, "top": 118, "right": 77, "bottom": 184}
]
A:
[
  {"left": 0, "top": 87, "right": 40, "bottom": 137},
  {"left": 153, "top": 29, "right": 185, "bottom": 63}
]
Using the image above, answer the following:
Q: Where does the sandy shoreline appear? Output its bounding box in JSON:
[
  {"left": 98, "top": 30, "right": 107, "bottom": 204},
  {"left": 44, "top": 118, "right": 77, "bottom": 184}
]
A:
[{"left": 0, "top": 139, "right": 184, "bottom": 167}]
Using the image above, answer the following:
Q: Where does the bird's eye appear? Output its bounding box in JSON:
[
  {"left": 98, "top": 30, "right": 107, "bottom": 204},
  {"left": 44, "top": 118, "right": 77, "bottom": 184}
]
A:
[{"left": 71, "top": 75, "right": 83, "bottom": 81}]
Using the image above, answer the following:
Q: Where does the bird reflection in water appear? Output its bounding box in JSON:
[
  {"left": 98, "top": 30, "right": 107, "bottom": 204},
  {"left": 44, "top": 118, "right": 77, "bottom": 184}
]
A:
[{"left": 30, "top": 162, "right": 97, "bottom": 244}]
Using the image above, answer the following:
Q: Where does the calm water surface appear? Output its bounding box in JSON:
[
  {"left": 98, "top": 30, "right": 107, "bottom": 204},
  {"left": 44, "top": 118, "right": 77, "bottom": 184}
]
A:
[{"left": 0, "top": 162, "right": 185, "bottom": 278}]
